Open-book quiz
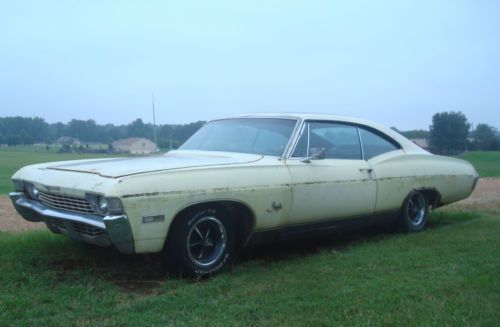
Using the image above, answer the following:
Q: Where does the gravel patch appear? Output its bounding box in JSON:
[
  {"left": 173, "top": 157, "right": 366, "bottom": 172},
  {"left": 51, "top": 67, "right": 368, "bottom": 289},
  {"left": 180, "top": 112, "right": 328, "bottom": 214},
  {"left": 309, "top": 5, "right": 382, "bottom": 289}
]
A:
[
  {"left": 442, "top": 178, "right": 500, "bottom": 212},
  {"left": 0, "top": 195, "right": 45, "bottom": 232}
]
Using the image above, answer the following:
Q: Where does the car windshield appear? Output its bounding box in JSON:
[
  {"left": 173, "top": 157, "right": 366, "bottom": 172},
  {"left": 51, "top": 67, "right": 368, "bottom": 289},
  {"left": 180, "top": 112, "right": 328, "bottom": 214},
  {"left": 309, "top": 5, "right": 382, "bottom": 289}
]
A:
[{"left": 180, "top": 118, "right": 297, "bottom": 157}]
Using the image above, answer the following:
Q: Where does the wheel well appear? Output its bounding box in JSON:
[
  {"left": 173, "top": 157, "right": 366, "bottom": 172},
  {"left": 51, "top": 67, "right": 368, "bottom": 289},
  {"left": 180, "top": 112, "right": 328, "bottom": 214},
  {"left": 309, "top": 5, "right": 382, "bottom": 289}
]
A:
[
  {"left": 167, "top": 201, "right": 256, "bottom": 250},
  {"left": 417, "top": 188, "right": 441, "bottom": 209}
]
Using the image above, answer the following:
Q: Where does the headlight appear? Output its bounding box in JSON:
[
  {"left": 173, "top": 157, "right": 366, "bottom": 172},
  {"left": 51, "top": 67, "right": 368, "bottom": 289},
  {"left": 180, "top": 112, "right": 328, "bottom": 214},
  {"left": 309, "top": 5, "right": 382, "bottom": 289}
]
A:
[
  {"left": 87, "top": 194, "right": 124, "bottom": 215},
  {"left": 98, "top": 196, "right": 109, "bottom": 213},
  {"left": 27, "top": 183, "right": 40, "bottom": 199}
]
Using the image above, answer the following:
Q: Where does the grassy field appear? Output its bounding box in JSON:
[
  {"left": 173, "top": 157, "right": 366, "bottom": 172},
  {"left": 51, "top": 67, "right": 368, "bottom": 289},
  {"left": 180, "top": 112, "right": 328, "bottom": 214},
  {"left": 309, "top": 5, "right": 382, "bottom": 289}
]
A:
[
  {"left": 0, "top": 148, "right": 124, "bottom": 194},
  {"left": 1, "top": 148, "right": 499, "bottom": 325},
  {"left": 459, "top": 151, "right": 500, "bottom": 177},
  {"left": 0, "top": 211, "right": 498, "bottom": 326}
]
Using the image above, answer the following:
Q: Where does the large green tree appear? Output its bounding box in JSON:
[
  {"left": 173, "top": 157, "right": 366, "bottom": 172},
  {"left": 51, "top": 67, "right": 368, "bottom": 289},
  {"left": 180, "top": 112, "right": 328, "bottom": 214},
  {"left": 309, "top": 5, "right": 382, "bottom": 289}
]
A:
[
  {"left": 473, "top": 124, "right": 498, "bottom": 150},
  {"left": 429, "top": 111, "right": 470, "bottom": 154},
  {"left": 126, "top": 118, "right": 152, "bottom": 139},
  {"left": 66, "top": 119, "right": 99, "bottom": 142},
  {"left": 0, "top": 116, "right": 49, "bottom": 145}
]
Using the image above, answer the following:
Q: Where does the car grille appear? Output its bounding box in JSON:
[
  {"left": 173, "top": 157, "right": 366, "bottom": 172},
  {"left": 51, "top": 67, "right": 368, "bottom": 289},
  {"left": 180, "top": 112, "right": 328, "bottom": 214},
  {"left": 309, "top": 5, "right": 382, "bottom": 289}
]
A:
[
  {"left": 48, "top": 218, "right": 66, "bottom": 230},
  {"left": 39, "top": 191, "right": 94, "bottom": 214},
  {"left": 72, "top": 221, "right": 106, "bottom": 237},
  {"left": 46, "top": 218, "right": 107, "bottom": 238}
]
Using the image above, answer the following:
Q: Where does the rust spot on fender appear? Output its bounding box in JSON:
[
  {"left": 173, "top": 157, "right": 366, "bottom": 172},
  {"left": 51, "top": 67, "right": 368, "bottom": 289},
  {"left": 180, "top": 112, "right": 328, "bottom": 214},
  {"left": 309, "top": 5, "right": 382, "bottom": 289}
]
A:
[
  {"left": 123, "top": 191, "right": 160, "bottom": 198},
  {"left": 122, "top": 184, "right": 293, "bottom": 199}
]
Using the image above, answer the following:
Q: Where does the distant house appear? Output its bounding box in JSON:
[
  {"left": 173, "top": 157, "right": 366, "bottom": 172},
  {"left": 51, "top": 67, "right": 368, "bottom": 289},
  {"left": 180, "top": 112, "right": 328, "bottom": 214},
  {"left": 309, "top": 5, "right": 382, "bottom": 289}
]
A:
[
  {"left": 57, "top": 136, "right": 81, "bottom": 146},
  {"left": 112, "top": 137, "right": 158, "bottom": 154},
  {"left": 411, "top": 138, "right": 429, "bottom": 150}
]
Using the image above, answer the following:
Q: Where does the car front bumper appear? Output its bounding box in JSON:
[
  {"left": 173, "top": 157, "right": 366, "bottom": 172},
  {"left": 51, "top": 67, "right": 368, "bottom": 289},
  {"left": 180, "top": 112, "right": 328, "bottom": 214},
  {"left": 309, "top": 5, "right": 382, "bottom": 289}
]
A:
[{"left": 9, "top": 192, "right": 135, "bottom": 254}]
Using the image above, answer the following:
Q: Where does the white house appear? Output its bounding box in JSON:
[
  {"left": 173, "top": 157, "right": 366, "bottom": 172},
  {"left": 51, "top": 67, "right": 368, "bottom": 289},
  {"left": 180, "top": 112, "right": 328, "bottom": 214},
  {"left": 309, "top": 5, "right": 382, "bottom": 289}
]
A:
[
  {"left": 112, "top": 137, "right": 158, "bottom": 154},
  {"left": 57, "top": 136, "right": 81, "bottom": 146}
]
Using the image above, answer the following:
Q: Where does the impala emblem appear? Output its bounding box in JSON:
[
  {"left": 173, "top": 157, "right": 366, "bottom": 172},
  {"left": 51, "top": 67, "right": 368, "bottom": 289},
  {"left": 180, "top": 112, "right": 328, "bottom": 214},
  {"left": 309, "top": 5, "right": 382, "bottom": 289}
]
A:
[{"left": 266, "top": 201, "right": 283, "bottom": 213}]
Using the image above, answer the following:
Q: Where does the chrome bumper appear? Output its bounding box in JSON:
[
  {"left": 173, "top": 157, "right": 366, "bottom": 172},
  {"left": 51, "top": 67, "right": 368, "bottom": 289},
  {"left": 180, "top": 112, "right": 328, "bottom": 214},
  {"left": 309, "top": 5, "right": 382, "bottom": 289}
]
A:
[{"left": 9, "top": 192, "right": 134, "bottom": 254}]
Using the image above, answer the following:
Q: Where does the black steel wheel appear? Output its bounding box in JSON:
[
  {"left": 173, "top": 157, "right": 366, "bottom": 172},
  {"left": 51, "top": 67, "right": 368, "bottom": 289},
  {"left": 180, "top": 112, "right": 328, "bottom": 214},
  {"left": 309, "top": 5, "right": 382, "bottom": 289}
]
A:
[
  {"left": 167, "top": 206, "right": 235, "bottom": 276},
  {"left": 186, "top": 216, "right": 227, "bottom": 267},
  {"left": 399, "top": 191, "right": 429, "bottom": 232}
]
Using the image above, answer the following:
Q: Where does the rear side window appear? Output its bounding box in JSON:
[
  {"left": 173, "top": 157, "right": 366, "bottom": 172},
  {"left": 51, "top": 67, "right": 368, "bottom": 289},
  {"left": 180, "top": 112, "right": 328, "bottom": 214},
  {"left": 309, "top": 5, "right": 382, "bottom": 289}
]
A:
[{"left": 359, "top": 128, "right": 400, "bottom": 159}]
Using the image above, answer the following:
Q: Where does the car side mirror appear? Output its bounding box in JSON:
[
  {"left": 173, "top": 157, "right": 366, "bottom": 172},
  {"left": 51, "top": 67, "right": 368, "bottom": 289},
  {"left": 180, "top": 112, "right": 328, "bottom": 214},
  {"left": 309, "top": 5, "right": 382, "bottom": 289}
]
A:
[{"left": 301, "top": 147, "right": 326, "bottom": 163}]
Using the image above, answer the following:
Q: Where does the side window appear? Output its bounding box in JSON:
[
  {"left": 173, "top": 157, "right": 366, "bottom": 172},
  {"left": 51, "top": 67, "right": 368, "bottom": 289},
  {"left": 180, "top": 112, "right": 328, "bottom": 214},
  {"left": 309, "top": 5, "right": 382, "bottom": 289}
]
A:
[
  {"left": 359, "top": 128, "right": 400, "bottom": 159},
  {"left": 292, "top": 122, "right": 362, "bottom": 160}
]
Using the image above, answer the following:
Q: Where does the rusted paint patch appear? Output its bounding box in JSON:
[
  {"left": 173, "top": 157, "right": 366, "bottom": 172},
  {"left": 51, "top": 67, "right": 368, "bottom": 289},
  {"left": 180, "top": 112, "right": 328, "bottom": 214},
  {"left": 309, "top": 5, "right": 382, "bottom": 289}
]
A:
[
  {"left": 121, "top": 174, "right": 470, "bottom": 199},
  {"left": 123, "top": 191, "right": 161, "bottom": 198},
  {"left": 299, "top": 179, "right": 371, "bottom": 186},
  {"left": 122, "top": 184, "right": 292, "bottom": 199},
  {"left": 376, "top": 174, "right": 466, "bottom": 182},
  {"left": 122, "top": 179, "right": 369, "bottom": 199}
]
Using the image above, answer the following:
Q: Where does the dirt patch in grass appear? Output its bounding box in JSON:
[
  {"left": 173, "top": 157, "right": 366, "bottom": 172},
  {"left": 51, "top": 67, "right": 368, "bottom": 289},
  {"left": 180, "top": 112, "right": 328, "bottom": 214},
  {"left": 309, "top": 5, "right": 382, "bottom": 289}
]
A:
[
  {"left": 1, "top": 178, "right": 498, "bottom": 232},
  {"left": 0, "top": 195, "right": 45, "bottom": 232},
  {"left": 442, "top": 177, "right": 500, "bottom": 212}
]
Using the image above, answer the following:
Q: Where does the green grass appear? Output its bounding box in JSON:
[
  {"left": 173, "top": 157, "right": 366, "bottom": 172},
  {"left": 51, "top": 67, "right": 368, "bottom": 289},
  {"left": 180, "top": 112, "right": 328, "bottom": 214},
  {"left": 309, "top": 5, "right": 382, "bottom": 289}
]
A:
[
  {"left": 459, "top": 151, "right": 500, "bottom": 177},
  {"left": 0, "top": 211, "right": 498, "bottom": 326},
  {"left": 0, "top": 147, "right": 123, "bottom": 194}
]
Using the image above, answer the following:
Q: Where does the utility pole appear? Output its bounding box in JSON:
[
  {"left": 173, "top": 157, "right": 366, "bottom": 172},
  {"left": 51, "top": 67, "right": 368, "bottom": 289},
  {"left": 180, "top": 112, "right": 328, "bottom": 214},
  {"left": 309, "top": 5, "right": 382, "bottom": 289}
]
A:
[{"left": 152, "top": 93, "right": 158, "bottom": 151}]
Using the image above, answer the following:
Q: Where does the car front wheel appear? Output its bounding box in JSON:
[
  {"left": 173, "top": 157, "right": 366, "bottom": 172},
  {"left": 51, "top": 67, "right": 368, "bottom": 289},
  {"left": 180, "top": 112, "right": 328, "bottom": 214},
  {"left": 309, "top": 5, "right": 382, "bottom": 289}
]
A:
[
  {"left": 399, "top": 191, "right": 429, "bottom": 232},
  {"left": 167, "top": 206, "right": 235, "bottom": 276}
]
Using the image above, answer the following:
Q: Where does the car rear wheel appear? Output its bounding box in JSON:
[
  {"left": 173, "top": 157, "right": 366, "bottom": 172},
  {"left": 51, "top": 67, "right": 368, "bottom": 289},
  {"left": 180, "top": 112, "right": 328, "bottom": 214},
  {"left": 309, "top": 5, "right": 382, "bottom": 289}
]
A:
[
  {"left": 167, "top": 206, "right": 235, "bottom": 276},
  {"left": 399, "top": 191, "right": 429, "bottom": 232}
]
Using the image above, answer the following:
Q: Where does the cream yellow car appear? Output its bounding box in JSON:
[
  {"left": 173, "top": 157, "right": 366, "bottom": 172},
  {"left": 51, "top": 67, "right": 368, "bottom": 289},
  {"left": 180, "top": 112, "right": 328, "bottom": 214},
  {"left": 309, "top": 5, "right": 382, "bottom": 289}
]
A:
[{"left": 9, "top": 114, "right": 478, "bottom": 275}]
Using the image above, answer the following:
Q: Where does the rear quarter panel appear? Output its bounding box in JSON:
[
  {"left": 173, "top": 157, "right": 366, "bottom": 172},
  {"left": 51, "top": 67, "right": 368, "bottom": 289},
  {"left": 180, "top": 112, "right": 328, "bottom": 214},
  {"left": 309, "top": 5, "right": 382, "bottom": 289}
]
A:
[{"left": 371, "top": 152, "right": 477, "bottom": 212}]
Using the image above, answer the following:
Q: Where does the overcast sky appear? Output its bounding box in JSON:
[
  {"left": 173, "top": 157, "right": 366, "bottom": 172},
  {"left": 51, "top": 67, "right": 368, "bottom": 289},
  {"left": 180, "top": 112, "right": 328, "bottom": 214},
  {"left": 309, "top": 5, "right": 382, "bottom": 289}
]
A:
[{"left": 1, "top": 0, "right": 499, "bottom": 130}]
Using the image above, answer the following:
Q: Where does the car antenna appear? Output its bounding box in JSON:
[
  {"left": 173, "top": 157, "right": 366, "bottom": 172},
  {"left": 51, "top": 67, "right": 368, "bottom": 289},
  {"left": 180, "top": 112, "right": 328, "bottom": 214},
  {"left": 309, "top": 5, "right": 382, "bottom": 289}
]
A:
[{"left": 152, "top": 92, "right": 158, "bottom": 152}]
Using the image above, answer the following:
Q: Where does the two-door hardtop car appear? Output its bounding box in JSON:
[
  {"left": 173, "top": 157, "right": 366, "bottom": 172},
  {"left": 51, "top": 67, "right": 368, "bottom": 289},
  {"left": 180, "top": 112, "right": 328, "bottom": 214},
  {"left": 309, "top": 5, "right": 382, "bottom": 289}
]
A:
[{"left": 10, "top": 114, "right": 478, "bottom": 275}]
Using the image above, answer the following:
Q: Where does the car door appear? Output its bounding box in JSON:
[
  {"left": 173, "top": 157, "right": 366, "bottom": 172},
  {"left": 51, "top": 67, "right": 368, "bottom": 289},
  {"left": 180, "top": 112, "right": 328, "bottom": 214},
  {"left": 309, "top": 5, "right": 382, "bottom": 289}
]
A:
[
  {"left": 285, "top": 121, "right": 377, "bottom": 224},
  {"left": 357, "top": 126, "right": 405, "bottom": 213}
]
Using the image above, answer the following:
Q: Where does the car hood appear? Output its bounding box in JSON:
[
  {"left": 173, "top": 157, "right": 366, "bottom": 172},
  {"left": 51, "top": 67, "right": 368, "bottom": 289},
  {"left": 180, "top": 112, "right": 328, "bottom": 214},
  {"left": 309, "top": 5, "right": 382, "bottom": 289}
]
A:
[{"left": 45, "top": 150, "right": 263, "bottom": 178}]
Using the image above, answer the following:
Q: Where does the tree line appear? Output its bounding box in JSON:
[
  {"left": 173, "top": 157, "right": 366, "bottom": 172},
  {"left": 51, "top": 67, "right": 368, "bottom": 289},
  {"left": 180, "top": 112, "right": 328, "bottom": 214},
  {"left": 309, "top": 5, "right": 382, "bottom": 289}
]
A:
[
  {"left": 1, "top": 112, "right": 498, "bottom": 153},
  {"left": 396, "top": 111, "right": 499, "bottom": 154},
  {"left": 0, "top": 117, "right": 204, "bottom": 149}
]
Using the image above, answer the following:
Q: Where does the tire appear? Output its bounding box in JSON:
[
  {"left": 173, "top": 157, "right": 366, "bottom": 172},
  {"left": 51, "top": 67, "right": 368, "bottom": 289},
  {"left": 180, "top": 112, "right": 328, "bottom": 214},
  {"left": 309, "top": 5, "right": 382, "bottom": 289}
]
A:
[
  {"left": 166, "top": 206, "right": 235, "bottom": 276},
  {"left": 399, "top": 191, "right": 429, "bottom": 232}
]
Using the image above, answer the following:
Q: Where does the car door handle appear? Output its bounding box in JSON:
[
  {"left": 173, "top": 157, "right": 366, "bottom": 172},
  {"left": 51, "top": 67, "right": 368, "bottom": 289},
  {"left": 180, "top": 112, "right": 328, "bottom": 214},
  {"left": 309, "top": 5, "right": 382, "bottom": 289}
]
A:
[{"left": 359, "top": 168, "right": 373, "bottom": 173}]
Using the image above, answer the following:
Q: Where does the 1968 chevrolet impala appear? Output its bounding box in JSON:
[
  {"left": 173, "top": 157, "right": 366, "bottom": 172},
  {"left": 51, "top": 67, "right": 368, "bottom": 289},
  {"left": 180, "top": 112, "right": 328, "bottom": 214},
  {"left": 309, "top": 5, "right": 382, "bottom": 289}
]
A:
[{"left": 10, "top": 114, "right": 478, "bottom": 275}]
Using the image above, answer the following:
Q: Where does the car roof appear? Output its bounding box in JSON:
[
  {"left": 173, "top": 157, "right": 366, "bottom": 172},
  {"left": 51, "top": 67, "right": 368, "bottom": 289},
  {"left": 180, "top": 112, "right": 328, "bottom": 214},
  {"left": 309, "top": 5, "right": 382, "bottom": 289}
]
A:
[
  {"left": 211, "top": 113, "right": 429, "bottom": 155},
  {"left": 226, "top": 112, "right": 382, "bottom": 125}
]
